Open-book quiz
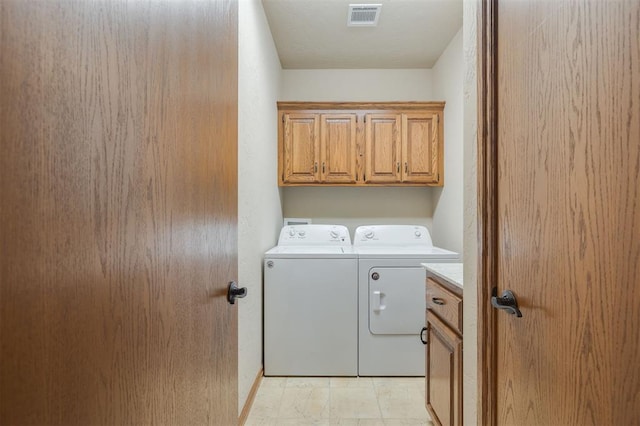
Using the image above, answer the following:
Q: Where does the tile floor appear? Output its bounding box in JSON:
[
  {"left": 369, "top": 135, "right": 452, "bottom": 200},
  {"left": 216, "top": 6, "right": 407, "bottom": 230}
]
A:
[{"left": 245, "top": 377, "right": 433, "bottom": 426}]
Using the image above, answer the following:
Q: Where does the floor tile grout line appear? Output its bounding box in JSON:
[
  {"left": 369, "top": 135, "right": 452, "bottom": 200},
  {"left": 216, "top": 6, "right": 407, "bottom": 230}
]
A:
[{"left": 373, "top": 378, "right": 386, "bottom": 422}]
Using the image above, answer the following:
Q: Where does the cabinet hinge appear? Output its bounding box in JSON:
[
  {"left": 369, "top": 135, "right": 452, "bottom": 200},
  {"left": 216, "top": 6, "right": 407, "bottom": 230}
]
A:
[
  {"left": 282, "top": 114, "right": 285, "bottom": 123},
  {"left": 437, "top": 115, "right": 440, "bottom": 124}
]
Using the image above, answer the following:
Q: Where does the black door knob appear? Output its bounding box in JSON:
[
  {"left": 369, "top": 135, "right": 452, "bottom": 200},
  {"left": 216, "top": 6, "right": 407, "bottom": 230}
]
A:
[
  {"left": 490, "top": 288, "right": 522, "bottom": 317},
  {"left": 227, "top": 281, "right": 247, "bottom": 305}
]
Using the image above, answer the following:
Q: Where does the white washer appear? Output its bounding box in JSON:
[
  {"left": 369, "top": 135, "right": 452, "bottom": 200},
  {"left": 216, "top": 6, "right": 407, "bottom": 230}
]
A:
[
  {"left": 354, "top": 225, "right": 459, "bottom": 376},
  {"left": 264, "top": 225, "right": 358, "bottom": 376}
]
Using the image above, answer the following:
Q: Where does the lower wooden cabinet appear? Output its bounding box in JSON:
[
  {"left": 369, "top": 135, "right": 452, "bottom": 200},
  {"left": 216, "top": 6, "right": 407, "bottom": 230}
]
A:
[
  {"left": 426, "top": 311, "right": 462, "bottom": 426},
  {"left": 425, "top": 275, "right": 463, "bottom": 426}
]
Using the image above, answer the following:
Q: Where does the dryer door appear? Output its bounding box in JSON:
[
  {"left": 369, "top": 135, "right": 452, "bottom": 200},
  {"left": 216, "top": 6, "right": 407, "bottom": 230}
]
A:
[{"left": 369, "top": 267, "right": 425, "bottom": 334}]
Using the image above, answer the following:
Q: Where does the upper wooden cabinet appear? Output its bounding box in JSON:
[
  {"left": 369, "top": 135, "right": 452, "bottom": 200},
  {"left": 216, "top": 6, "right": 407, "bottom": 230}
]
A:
[
  {"left": 402, "top": 113, "right": 440, "bottom": 184},
  {"left": 282, "top": 113, "right": 320, "bottom": 183},
  {"left": 320, "top": 114, "right": 358, "bottom": 184},
  {"left": 364, "top": 112, "right": 440, "bottom": 184},
  {"left": 278, "top": 102, "right": 444, "bottom": 186},
  {"left": 365, "top": 114, "right": 402, "bottom": 183},
  {"left": 281, "top": 112, "right": 358, "bottom": 184}
]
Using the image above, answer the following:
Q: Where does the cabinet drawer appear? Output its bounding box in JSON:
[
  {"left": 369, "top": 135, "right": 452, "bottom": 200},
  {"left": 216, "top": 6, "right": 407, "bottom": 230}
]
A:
[{"left": 426, "top": 278, "right": 462, "bottom": 334}]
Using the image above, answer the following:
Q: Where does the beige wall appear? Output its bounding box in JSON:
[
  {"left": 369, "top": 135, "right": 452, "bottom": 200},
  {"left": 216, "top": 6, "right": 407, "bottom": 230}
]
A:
[
  {"left": 237, "top": 0, "right": 283, "bottom": 414},
  {"left": 280, "top": 69, "right": 436, "bottom": 236},
  {"left": 431, "top": 28, "right": 464, "bottom": 255},
  {"left": 283, "top": 187, "right": 434, "bottom": 238},
  {"left": 280, "top": 69, "right": 433, "bottom": 101},
  {"left": 462, "top": 0, "right": 478, "bottom": 423}
]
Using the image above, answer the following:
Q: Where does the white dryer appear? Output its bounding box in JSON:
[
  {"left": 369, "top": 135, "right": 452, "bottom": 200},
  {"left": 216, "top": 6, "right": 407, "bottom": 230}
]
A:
[
  {"left": 264, "top": 225, "right": 357, "bottom": 376},
  {"left": 354, "top": 225, "right": 459, "bottom": 376}
]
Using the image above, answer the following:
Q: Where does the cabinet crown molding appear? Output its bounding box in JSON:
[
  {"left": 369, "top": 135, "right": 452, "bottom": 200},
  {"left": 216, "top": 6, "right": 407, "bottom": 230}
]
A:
[{"left": 277, "top": 101, "right": 445, "bottom": 111}]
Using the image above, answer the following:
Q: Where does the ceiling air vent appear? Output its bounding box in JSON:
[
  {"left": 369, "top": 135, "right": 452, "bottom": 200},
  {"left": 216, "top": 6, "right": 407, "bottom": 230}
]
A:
[{"left": 347, "top": 4, "right": 382, "bottom": 27}]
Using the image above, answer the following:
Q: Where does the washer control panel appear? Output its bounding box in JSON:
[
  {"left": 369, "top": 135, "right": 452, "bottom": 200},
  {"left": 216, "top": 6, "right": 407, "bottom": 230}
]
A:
[{"left": 278, "top": 225, "right": 351, "bottom": 246}]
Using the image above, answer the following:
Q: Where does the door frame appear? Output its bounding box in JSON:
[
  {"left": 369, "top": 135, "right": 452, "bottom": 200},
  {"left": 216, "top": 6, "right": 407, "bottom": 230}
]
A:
[{"left": 477, "top": 0, "right": 498, "bottom": 424}]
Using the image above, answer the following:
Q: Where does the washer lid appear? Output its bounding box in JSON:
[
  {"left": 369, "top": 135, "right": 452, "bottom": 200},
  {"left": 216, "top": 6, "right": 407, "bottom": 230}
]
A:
[{"left": 264, "top": 245, "right": 357, "bottom": 259}]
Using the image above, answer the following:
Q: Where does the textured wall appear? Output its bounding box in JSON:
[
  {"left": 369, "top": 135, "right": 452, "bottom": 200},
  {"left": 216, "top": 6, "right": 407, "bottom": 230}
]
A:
[
  {"left": 280, "top": 69, "right": 433, "bottom": 101},
  {"left": 431, "top": 28, "right": 464, "bottom": 254},
  {"left": 462, "top": 0, "right": 479, "bottom": 423},
  {"left": 283, "top": 187, "right": 434, "bottom": 238},
  {"left": 280, "top": 69, "right": 436, "bottom": 236},
  {"left": 238, "top": 0, "right": 283, "bottom": 414}
]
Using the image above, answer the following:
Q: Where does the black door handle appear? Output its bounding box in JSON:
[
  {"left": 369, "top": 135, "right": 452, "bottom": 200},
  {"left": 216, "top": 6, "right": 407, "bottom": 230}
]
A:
[
  {"left": 420, "top": 326, "right": 428, "bottom": 344},
  {"left": 491, "top": 288, "right": 522, "bottom": 317},
  {"left": 227, "top": 281, "right": 247, "bottom": 305}
]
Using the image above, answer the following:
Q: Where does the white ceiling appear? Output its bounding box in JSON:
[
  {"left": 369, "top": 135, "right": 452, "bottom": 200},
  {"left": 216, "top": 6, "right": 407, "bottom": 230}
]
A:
[{"left": 261, "top": 0, "right": 463, "bottom": 69}]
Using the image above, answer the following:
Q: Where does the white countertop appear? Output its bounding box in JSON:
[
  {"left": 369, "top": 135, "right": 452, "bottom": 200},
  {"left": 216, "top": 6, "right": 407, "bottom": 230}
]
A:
[{"left": 421, "top": 263, "right": 463, "bottom": 289}]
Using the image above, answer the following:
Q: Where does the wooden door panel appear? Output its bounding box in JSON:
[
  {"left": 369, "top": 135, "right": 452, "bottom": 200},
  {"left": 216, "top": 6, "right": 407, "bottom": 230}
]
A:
[
  {"left": 320, "top": 114, "right": 357, "bottom": 183},
  {"left": 0, "top": 1, "right": 238, "bottom": 424},
  {"left": 402, "top": 113, "right": 439, "bottom": 183},
  {"left": 283, "top": 114, "right": 320, "bottom": 183},
  {"left": 486, "top": 0, "right": 640, "bottom": 424},
  {"left": 365, "top": 114, "right": 401, "bottom": 183}
]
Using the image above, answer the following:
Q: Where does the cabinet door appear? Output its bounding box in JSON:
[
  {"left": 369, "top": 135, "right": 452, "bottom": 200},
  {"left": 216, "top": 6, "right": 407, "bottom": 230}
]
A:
[
  {"left": 426, "top": 312, "right": 462, "bottom": 426},
  {"left": 402, "top": 113, "right": 441, "bottom": 184},
  {"left": 282, "top": 113, "right": 320, "bottom": 183},
  {"left": 364, "top": 113, "right": 401, "bottom": 183},
  {"left": 320, "top": 114, "right": 358, "bottom": 183}
]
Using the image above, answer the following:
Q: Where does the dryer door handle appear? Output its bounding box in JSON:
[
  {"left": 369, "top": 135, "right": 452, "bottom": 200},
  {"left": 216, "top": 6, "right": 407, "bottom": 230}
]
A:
[{"left": 372, "top": 291, "right": 386, "bottom": 311}]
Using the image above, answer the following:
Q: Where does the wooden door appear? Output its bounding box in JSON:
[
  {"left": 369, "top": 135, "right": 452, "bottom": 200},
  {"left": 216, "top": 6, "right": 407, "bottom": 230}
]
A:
[
  {"left": 320, "top": 114, "right": 358, "bottom": 183},
  {"left": 402, "top": 113, "right": 441, "bottom": 184},
  {"left": 282, "top": 113, "right": 320, "bottom": 183},
  {"left": 364, "top": 114, "right": 402, "bottom": 183},
  {"left": 0, "top": 1, "right": 239, "bottom": 425},
  {"left": 479, "top": 0, "right": 640, "bottom": 424}
]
